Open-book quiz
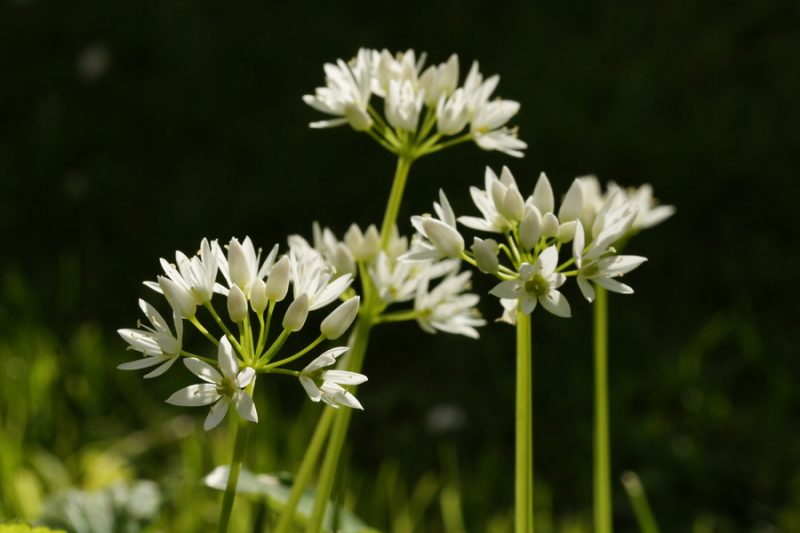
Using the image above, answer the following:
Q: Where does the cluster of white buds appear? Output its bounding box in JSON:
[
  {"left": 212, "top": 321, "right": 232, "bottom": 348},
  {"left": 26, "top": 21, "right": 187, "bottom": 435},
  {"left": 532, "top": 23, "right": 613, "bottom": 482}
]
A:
[
  {"left": 304, "top": 48, "right": 526, "bottom": 158},
  {"left": 405, "top": 168, "right": 674, "bottom": 323},
  {"left": 289, "top": 222, "right": 486, "bottom": 339},
  {"left": 118, "top": 237, "right": 368, "bottom": 431}
]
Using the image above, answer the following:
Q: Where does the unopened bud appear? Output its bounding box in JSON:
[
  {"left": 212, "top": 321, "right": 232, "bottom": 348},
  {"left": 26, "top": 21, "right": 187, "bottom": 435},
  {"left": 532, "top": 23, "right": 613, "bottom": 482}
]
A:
[
  {"left": 227, "top": 238, "right": 252, "bottom": 291},
  {"left": 519, "top": 207, "right": 542, "bottom": 250},
  {"left": 472, "top": 237, "right": 499, "bottom": 274},
  {"left": 501, "top": 184, "right": 525, "bottom": 221},
  {"left": 227, "top": 285, "right": 248, "bottom": 323},
  {"left": 321, "top": 296, "right": 360, "bottom": 339},
  {"left": 250, "top": 278, "right": 268, "bottom": 314},
  {"left": 265, "top": 256, "right": 290, "bottom": 302},
  {"left": 422, "top": 218, "right": 464, "bottom": 258},
  {"left": 557, "top": 220, "right": 577, "bottom": 243},
  {"left": 282, "top": 293, "right": 309, "bottom": 332},
  {"left": 542, "top": 213, "right": 559, "bottom": 238},
  {"left": 558, "top": 179, "right": 584, "bottom": 222}
]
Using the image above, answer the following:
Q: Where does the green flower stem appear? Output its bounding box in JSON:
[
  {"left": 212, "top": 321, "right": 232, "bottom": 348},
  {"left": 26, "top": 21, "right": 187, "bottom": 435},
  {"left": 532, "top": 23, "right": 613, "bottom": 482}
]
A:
[
  {"left": 424, "top": 132, "right": 473, "bottom": 155},
  {"left": 621, "top": 471, "right": 659, "bottom": 533},
  {"left": 260, "top": 328, "right": 291, "bottom": 364},
  {"left": 189, "top": 316, "right": 220, "bottom": 346},
  {"left": 202, "top": 303, "right": 243, "bottom": 352},
  {"left": 307, "top": 316, "right": 374, "bottom": 533},
  {"left": 273, "top": 408, "right": 336, "bottom": 533},
  {"left": 376, "top": 309, "right": 420, "bottom": 324},
  {"left": 515, "top": 309, "right": 534, "bottom": 533},
  {"left": 263, "top": 335, "right": 325, "bottom": 369},
  {"left": 257, "top": 300, "right": 276, "bottom": 356},
  {"left": 379, "top": 156, "right": 414, "bottom": 248},
  {"left": 594, "top": 286, "right": 612, "bottom": 533},
  {"left": 217, "top": 383, "right": 256, "bottom": 533}
]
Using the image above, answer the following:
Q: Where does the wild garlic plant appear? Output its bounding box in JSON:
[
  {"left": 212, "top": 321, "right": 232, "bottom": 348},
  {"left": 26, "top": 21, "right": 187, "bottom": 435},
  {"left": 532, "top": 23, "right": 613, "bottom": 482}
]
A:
[
  {"left": 117, "top": 236, "right": 367, "bottom": 533},
  {"left": 272, "top": 48, "right": 526, "bottom": 532},
  {"left": 405, "top": 167, "right": 672, "bottom": 533}
]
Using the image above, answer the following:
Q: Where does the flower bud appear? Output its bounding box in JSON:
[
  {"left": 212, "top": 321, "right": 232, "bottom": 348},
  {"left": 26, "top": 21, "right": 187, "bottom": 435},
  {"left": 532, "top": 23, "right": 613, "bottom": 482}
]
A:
[
  {"left": 332, "top": 244, "right": 356, "bottom": 277},
  {"left": 532, "top": 172, "right": 554, "bottom": 214},
  {"left": 227, "top": 285, "right": 248, "bottom": 323},
  {"left": 344, "top": 104, "right": 373, "bottom": 131},
  {"left": 422, "top": 218, "right": 464, "bottom": 258},
  {"left": 250, "top": 277, "right": 268, "bottom": 314},
  {"left": 321, "top": 296, "right": 360, "bottom": 339},
  {"left": 228, "top": 238, "right": 253, "bottom": 291},
  {"left": 557, "top": 220, "right": 577, "bottom": 243},
  {"left": 361, "top": 225, "right": 380, "bottom": 260},
  {"left": 542, "top": 213, "right": 559, "bottom": 238},
  {"left": 501, "top": 184, "right": 526, "bottom": 221},
  {"left": 158, "top": 276, "right": 196, "bottom": 318},
  {"left": 558, "top": 179, "right": 584, "bottom": 222},
  {"left": 282, "top": 293, "right": 309, "bottom": 332},
  {"left": 265, "top": 256, "right": 290, "bottom": 302},
  {"left": 519, "top": 207, "right": 542, "bottom": 250},
  {"left": 472, "top": 237, "right": 499, "bottom": 274}
]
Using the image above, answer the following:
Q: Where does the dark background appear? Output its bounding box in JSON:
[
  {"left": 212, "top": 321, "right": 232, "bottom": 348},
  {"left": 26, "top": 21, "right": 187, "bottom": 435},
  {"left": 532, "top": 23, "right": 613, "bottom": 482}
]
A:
[{"left": 1, "top": 1, "right": 799, "bottom": 530}]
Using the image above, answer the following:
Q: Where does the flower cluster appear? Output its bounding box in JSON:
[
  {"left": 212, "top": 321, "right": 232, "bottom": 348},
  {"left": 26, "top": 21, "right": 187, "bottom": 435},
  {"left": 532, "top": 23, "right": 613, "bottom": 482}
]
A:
[
  {"left": 118, "top": 237, "right": 368, "bottom": 431},
  {"left": 304, "top": 48, "right": 526, "bottom": 158},
  {"left": 405, "top": 168, "right": 674, "bottom": 322},
  {"left": 290, "top": 222, "right": 486, "bottom": 339}
]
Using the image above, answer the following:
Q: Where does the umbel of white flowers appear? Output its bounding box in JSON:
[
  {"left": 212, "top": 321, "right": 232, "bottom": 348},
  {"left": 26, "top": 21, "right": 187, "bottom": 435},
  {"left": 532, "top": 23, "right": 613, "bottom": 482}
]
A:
[
  {"left": 403, "top": 167, "right": 674, "bottom": 322},
  {"left": 303, "top": 48, "right": 527, "bottom": 158},
  {"left": 117, "top": 236, "right": 368, "bottom": 431},
  {"left": 289, "top": 222, "right": 486, "bottom": 339}
]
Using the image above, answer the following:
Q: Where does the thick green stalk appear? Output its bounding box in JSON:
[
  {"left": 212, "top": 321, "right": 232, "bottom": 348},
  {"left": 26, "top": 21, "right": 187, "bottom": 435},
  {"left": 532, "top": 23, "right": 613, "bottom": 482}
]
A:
[
  {"left": 306, "top": 316, "right": 374, "bottom": 532},
  {"left": 515, "top": 310, "right": 533, "bottom": 533},
  {"left": 594, "top": 286, "right": 612, "bottom": 533},
  {"left": 217, "top": 416, "right": 252, "bottom": 533},
  {"left": 379, "top": 156, "right": 414, "bottom": 248},
  {"left": 272, "top": 407, "right": 336, "bottom": 533}
]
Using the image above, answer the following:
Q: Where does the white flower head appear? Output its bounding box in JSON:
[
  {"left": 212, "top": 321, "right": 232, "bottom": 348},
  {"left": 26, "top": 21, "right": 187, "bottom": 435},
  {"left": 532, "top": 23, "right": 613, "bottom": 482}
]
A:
[
  {"left": 415, "top": 270, "right": 486, "bottom": 339},
  {"left": 299, "top": 347, "right": 367, "bottom": 409},
  {"left": 166, "top": 337, "right": 258, "bottom": 431},
  {"left": 458, "top": 166, "right": 522, "bottom": 233},
  {"left": 118, "top": 299, "right": 183, "bottom": 378},
  {"left": 489, "top": 246, "right": 571, "bottom": 318},
  {"left": 572, "top": 223, "right": 647, "bottom": 302},
  {"left": 303, "top": 49, "right": 373, "bottom": 131},
  {"left": 289, "top": 243, "right": 352, "bottom": 310}
]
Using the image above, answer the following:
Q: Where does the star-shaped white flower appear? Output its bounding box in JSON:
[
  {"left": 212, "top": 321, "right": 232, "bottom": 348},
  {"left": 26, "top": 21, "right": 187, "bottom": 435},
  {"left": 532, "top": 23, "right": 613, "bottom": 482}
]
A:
[
  {"left": 489, "top": 246, "right": 571, "bottom": 317},
  {"left": 215, "top": 237, "right": 279, "bottom": 299},
  {"left": 415, "top": 270, "right": 485, "bottom": 339},
  {"left": 303, "top": 49, "right": 373, "bottom": 131},
  {"left": 299, "top": 347, "right": 367, "bottom": 410},
  {"left": 572, "top": 223, "right": 647, "bottom": 302},
  {"left": 404, "top": 190, "right": 464, "bottom": 261},
  {"left": 117, "top": 299, "right": 182, "bottom": 378},
  {"left": 288, "top": 244, "right": 353, "bottom": 311},
  {"left": 166, "top": 337, "right": 257, "bottom": 431}
]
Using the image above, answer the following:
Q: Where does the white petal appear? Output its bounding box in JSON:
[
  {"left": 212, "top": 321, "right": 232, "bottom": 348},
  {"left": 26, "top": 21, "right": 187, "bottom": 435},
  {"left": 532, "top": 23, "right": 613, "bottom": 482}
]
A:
[
  {"left": 577, "top": 277, "right": 595, "bottom": 302},
  {"left": 235, "top": 392, "right": 258, "bottom": 423},
  {"left": 299, "top": 376, "right": 321, "bottom": 402},
  {"left": 166, "top": 384, "right": 220, "bottom": 406},
  {"left": 520, "top": 294, "right": 537, "bottom": 315},
  {"left": 117, "top": 356, "right": 168, "bottom": 371},
  {"left": 184, "top": 358, "right": 222, "bottom": 384},
  {"left": 204, "top": 398, "right": 231, "bottom": 431},
  {"left": 594, "top": 277, "right": 634, "bottom": 294},
  {"left": 489, "top": 280, "right": 522, "bottom": 299},
  {"left": 322, "top": 370, "right": 368, "bottom": 386},
  {"left": 531, "top": 172, "right": 554, "bottom": 213},
  {"left": 304, "top": 346, "right": 349, "bottom": 372},
  {"left": 537, "top": 246, "right": 559, "bottom": 274},
  {"left": 217, "top": 337, "right": 239, "bottom": 379},
  {"left": 236, "top": 367, "right": 256, "bottom": 388},
  {"left": 143, "top": 356, "right": 178, "bottom": 379},
  {"left": 311, "top": 274, "right": 353, "bottom": 310},
  {"left": 540, "top": 291, "right": 571, "bottom": 318}
]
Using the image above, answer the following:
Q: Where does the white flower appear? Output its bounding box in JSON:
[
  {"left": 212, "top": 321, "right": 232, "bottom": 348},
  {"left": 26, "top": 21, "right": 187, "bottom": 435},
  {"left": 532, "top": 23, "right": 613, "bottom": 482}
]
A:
[
  {"left": 118, "top": 299, "right": 182, "bottom": 378},
  {"left": 572, "top": 223, "right": 647, "bottom": 302},
  {"left": 404, "top": 190, "right": 463, "bottom": 261},
  {"left": 166, "top": 337, "right": 257, "bottom": 431},
  {"left": 419, "top": 53, "right": 459, "bottom": 107},
  {"left": 458, "top": 166, "right": 521, "bottom": 233},
  {"left": 371, "top": 48, "right": 425, "bottom": 97},
  {"left": 489, "top": 246, "right": 571, "bottom": 317},
  {"left": 415, "top": 270, "right": 485, "bottom": 339},
  {"left": 586, "top": 190, "right": 637, "bottom": 259},
  {"left": 216, "top": 237, "right": 279, "bottom": 298},
  {"left": 624, "top": 183, "right": 676, "bottom": 231},
  {"left": 436, "top": 88, "right": 470, "bottom": 135},
  {"left": 369, "top": 250, "right": 459, "bottom": 304},
  {"left": 303, "top": 49, "right": 373, "bottom": 131},
  {"left": 385, "top": 79, "right": 424, "bottom": 132},
  {"left": 462, "top": 62, "right": 526, "bottom": 157},
  {"left": 299, "top": 347, "right": 367, "bottom": 409},
  {"left": 288, "top": 244, "right": 352, "bottom": 310}
]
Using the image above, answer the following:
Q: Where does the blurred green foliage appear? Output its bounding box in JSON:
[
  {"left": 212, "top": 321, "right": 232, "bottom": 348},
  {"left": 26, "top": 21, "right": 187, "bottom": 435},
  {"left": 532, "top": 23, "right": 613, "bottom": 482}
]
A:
[{"left": 1, "top": 0, "right": 799, "bottom": 531}]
